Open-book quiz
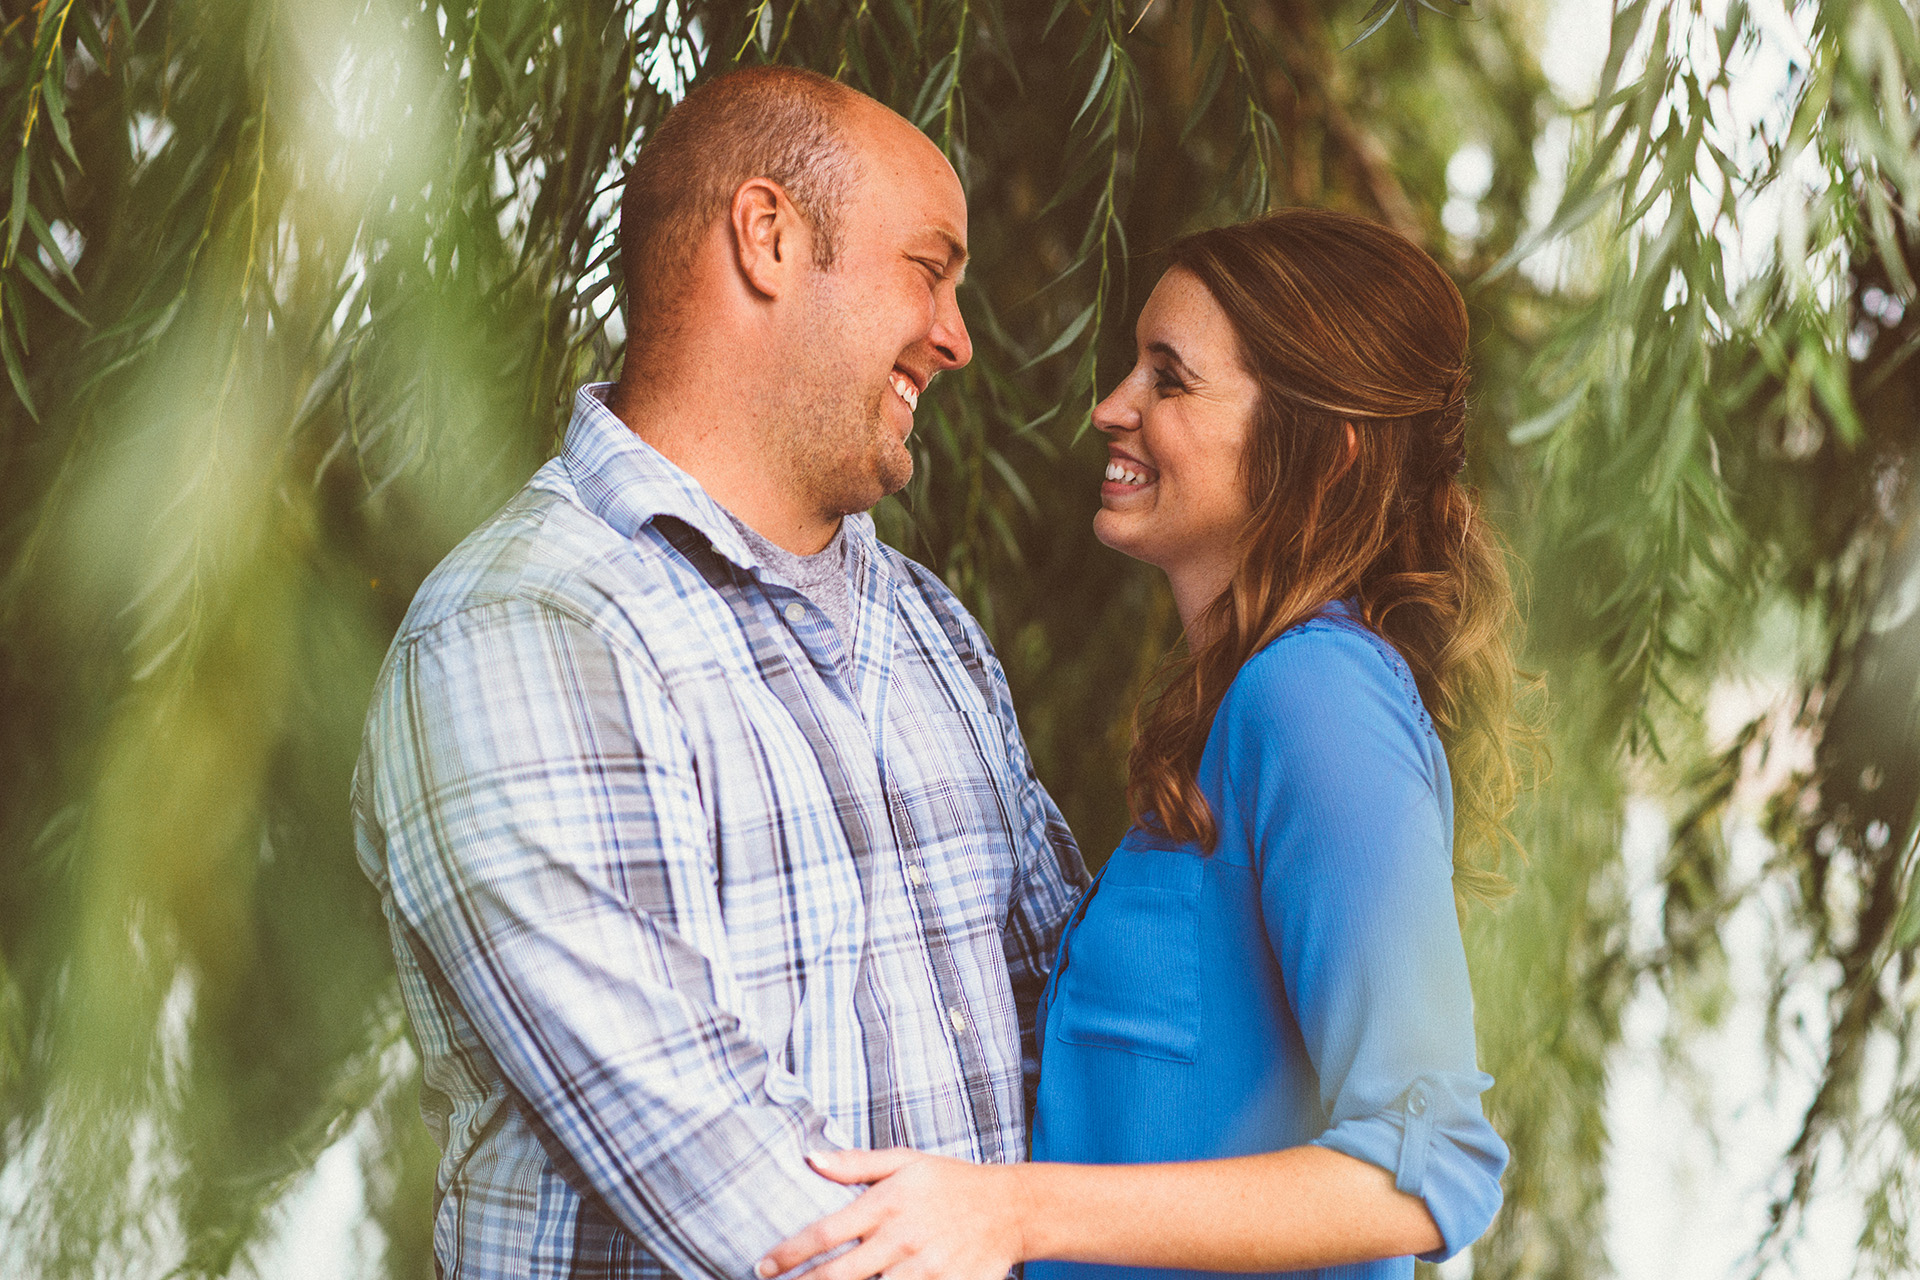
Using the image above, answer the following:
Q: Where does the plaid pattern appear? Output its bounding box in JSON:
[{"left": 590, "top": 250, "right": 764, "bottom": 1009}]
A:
[{"left": 353, "top": 385, "right": 1087, "bottom": 1280}]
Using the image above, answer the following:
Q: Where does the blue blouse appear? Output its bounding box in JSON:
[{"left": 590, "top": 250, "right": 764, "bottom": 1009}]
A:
[{"left": 1028, "top": 605, "right": 1507, "bottom": 1280}]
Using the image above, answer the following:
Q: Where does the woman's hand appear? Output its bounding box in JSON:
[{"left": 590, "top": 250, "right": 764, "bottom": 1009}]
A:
[{"left": 757, "top": 1147, "right": 1031, "bottom": 1280}]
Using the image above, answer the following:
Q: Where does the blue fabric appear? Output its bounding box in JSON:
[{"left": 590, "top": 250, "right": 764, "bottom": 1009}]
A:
[
  {"left": 354, "top": 385, "right": 1087, "bottom": 1280},
  {"left": 1028, "top": 604, "right": 1508, "bottom": 1280}
]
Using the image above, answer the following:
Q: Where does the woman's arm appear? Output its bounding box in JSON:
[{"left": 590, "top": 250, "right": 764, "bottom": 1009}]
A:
[
  {"left": 758, "top": 632, "right": 1500, "bottom": 1280},
  {"left": 756, "top": 1144, "right": 1440, "bottom": 1280},
  {"left": 1019, "top": 1144, "right": 1441, "bottom": 1267}
]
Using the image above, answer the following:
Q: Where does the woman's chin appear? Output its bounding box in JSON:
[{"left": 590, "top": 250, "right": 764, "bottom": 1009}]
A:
[{"left": 1092, "top": 511, "right": 1154, "bottom": 564}]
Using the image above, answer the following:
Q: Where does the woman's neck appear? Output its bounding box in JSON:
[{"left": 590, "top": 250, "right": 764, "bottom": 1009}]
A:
[{"left": 1168, "top": 560, "right": 1234, "bottom": 645}]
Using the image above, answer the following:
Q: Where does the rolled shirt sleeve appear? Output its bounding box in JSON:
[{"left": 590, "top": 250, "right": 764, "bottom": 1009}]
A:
[
  {"left": 364, "top": 597, "right": 855, "bottom": 1279},
  {"left": 1221, "top": 626, "right": 1508, "bottom": 1261}
]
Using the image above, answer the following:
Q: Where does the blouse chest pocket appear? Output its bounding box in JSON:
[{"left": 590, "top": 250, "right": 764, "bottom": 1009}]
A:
[{"left": 1051, "top": 846, "right": 1203, "bottom": 1063}]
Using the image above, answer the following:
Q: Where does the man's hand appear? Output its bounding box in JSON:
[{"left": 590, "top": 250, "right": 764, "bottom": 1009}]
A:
[{"left": 757, "top": 1148, "right": 1030, "bottom": 1280}]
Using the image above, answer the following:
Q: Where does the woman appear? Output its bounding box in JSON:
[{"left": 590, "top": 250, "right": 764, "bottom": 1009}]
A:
[{"left": 757, "top": 208, "right": 1523, "bottom": 1280}]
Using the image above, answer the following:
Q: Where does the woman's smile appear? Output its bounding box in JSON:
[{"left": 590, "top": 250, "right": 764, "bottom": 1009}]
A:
[{"left": 1101, "top": 448, "right": 1158, "bottom": 495}]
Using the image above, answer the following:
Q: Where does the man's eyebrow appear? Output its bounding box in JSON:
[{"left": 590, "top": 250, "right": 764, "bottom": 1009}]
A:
[{"left": 1146, "top": 340, "right": 1197, "bottom": 379}]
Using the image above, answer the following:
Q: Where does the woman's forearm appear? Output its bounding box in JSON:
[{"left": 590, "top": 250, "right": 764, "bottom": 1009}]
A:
[
  {"left": 760, "top": 1145, "right": 1444, "bottom": 1280},
  {"left": 1011, "top": 1145, "right": 1443, "bottom": 1270}
]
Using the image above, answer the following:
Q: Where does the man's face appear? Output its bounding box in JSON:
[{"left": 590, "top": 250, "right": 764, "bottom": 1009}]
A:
[{"left": 776, "top": 105, "right": 972, "bottom": 518}]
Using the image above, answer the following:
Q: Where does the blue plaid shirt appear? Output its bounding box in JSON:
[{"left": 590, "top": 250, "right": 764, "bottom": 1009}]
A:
[{"left": 353, "top": 385, "right": 1087, "bottom": 1280}]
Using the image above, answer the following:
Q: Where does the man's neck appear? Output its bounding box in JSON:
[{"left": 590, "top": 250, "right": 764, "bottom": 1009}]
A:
[
  {"left": 714, "top": 492, "right": 843, "bottom": 556},
  {"left": 608, "top": 368, "right": 842, "bottom": 555}
]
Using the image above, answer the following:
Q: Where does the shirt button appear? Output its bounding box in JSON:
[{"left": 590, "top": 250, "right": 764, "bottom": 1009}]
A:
[
  {"left": 782, "top": 602, "right": 805, "bottom": 623},
  {"left": 948, "top": 1007, "right": 968, "bottom": 1033},
  {"left": 905, "top": 863, "right": 928, "bottom": 887},
  {"left": 1407, "top": 1088, "right": 1429, "bottom": 1117}
]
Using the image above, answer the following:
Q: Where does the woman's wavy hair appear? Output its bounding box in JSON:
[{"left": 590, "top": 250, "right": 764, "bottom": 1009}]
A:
[{"left": 1126, "top": 208, "right": 1529, "bottom": 906}]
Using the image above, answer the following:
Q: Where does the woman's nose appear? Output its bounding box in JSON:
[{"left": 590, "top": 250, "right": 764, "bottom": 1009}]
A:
[{"left": 1091, "top": 385, "right": 1136, "bottom": 435}]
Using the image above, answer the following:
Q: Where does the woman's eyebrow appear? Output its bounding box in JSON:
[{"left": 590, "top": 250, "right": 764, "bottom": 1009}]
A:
[{"left": 1146, "top": 341, "right": 1199, "bottom": 380}]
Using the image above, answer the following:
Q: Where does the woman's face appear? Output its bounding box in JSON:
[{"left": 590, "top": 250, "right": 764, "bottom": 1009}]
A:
[{"left": 1092, "top": 269, "right": 1260, "bottom": 606}]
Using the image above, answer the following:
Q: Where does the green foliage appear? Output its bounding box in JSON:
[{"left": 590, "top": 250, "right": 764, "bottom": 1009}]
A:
[
  {"left": 1501, "top": 0, "right": 1920, "bottom": 1268},
  {"left": 1, "top": 1, "right": 1918, "bottom": 1277}
]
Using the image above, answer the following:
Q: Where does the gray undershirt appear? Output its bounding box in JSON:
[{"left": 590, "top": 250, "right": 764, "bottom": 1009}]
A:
[{"left": 725, "top": 513, "right": 858, "bottom": 656}]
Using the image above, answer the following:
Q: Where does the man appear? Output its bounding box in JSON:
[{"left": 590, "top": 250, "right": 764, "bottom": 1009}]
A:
[{"left": 352, "top": 65, "right": 1087, "bottom": 1280}]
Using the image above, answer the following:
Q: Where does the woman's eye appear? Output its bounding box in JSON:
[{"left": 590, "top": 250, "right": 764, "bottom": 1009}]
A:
[{"left": 1153, "top": 370, "right": 1185, "bottom": 394}]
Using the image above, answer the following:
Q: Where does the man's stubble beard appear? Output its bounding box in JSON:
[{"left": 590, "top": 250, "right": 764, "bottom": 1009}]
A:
[{"left": 772, "top": 275, "right": 915, "bottom": 521}]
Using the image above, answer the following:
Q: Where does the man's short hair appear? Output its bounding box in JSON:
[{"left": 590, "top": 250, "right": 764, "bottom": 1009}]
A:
[{"left": 621, "top": 66, "right": 862, "bottom": 332}]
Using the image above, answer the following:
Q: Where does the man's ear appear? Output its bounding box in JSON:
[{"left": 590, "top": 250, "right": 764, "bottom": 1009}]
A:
[{"left": 730, "top": 177, "right": 806, "bottom": 300}]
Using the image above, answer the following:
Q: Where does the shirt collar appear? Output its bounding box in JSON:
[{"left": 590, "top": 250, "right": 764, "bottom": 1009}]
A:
[{"left": 560, "top": 382, "right": 879, "bottom": 576}]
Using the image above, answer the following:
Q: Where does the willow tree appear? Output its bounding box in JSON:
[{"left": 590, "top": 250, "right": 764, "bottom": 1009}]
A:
[
  {"left": 1494, "top": 3, "right": 1920, "bottom": 1273},
  {"left": 1, "top": 1, "right": 1916, "bottom": 1278}
]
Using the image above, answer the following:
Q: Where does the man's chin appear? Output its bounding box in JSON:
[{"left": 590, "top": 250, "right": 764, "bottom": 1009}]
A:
[
  {"left": 830, "top": 450, "right": 913, "bottom": 517},
  {"left": 877, "top": 447, "right": 914, "bottom": 498}
]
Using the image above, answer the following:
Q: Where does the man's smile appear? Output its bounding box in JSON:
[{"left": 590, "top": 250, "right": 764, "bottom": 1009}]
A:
[{"left": 888, "top": 369, "right": 921, "bottom": 412}]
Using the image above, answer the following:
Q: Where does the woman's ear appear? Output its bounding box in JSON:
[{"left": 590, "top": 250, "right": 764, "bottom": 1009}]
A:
[{"left": 1344, "top": 421, "right": 1357, "bottom": 461}]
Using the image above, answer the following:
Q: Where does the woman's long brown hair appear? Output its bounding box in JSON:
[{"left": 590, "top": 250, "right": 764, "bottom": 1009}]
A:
[{"left": 1126, "top": 209, "right": 1526, "bottom": 906}]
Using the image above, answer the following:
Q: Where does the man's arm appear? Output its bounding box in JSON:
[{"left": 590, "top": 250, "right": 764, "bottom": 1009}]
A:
[
  {"left": 993, "top": 706, "right": 1086, "bottom": 1102},
  {"left": 362, "top": 596, "right": 855, "bottom": 1278},
  {"left": 928, "top": 586, "right": 1088, "bottom": 1097}
]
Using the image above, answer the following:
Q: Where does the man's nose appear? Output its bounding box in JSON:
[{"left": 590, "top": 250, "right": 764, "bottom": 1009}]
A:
[{"left": 930, "top": 290, "right": 973, "bottom": 371}]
